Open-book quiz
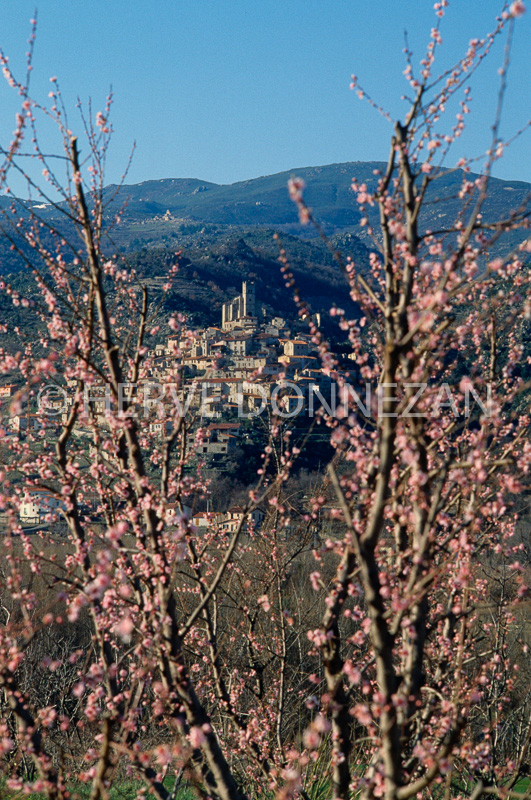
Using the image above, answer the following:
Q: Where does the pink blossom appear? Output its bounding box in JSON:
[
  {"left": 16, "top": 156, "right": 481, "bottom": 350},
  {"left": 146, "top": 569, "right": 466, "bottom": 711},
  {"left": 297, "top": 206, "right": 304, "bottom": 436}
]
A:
[
  {"left": 257, "top": 594, "right": 271, "bottom": 612},
  {"left": 310, "top": 571, "right": 321, "bottom": 591},
  {"left": 85, "top": 573, "right": 111, "bottom": 601},
  {"left": 38, "top": 706, "right": 57, "bottom": 728},
  {"left": 154, "top": 745, "right": 173, "bottom": 766},
  {"left": 303, "top": 728, "right": 321, "bottom": 749},
  {"left": 189, "top": 726, "right": 206, "bottom": 748},
  {"left": 353, "top": 704, "right": 372, "bottom": 726},
  {"left": 287, "top": 177, "right": 305, "bottom": 204},
  {"left": 313, "top": 714, "right": 331, "bottom": 733},
  {"left": 116, "top": 615, "right": 134, "bottom": 639},
  {"left": 0, "top": 737, "right": 14, "bottom": 755}
]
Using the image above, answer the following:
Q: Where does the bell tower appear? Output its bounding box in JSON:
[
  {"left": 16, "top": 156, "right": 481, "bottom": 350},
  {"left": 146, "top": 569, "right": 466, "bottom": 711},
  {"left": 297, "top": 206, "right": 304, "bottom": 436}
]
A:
[{"left": 242, "top": 281, "right": 256, "bottom": 317}]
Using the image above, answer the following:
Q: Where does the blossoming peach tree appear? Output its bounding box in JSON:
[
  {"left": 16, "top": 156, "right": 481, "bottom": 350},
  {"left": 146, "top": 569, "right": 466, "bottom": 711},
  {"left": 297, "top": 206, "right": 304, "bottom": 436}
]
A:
[{"left": 0, "top": 5, "right": 530, "bottom": 800}]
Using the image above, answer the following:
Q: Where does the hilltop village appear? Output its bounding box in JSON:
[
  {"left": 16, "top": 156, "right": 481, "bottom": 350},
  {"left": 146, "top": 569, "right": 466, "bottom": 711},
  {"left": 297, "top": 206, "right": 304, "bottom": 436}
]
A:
[
  {"left": 149, "top": 280, "right": 331, "bottom": 426},
  {"left": 0, "top": 281, "right": 344, "bottom": 532}
]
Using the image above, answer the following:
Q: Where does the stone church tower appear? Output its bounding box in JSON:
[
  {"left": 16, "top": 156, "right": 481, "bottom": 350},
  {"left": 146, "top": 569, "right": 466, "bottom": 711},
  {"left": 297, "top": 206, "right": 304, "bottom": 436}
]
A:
[
  {"left": 221, "top": 281, "right": 257, "bottom": 330},
  {"left": 242, "top": 281, "right": 256, "bottom": 318}
]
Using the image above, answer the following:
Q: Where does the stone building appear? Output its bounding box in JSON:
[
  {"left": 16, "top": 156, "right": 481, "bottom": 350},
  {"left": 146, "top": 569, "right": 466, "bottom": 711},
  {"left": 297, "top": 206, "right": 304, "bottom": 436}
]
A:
[{"left": 221, "top": 281, "right": 256, "bottom": 330}]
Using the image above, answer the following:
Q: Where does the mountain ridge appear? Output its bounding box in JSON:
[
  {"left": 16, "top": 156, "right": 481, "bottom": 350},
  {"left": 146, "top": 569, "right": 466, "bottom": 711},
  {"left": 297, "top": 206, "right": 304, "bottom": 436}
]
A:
[
  {"left": 0, "top": 161, "right": 528, "bottom": 343},
  {"left": 97, "top": 161, "right": 530, "bottom": 246}
]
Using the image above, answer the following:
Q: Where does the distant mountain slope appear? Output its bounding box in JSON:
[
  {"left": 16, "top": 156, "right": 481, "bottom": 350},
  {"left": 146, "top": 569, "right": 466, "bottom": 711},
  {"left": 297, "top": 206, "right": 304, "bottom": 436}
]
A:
[
  {"left": 0, "top": 162, "right": 529, "bottom": 348},
  {"left": 104, "top": 162, "right": 369, "bottom": 228},
  {"left": 2, "top": 161, "right": 527, "bottom": 257},
  {"left": 0, "top": 162, "right": 528, "bottom": 301},
  {"left": 103, "top": 177, "right": 219, "bottom": 217},
  {"left": 101, "top": 161, "right": 530, "bottom": 237}
]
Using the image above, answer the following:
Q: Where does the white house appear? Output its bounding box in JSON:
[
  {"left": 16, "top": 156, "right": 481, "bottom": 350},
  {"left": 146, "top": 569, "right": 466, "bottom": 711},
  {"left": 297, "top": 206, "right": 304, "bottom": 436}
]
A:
[{"left": 19, "top": 488, "right": 64, "bottom": 525}]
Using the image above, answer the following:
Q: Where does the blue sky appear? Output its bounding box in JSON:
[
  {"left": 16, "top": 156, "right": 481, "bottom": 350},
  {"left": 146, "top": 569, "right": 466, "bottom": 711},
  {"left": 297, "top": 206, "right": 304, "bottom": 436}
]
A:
[{"left": 0, "top": 1, "right": 529, "bottom": 189}]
